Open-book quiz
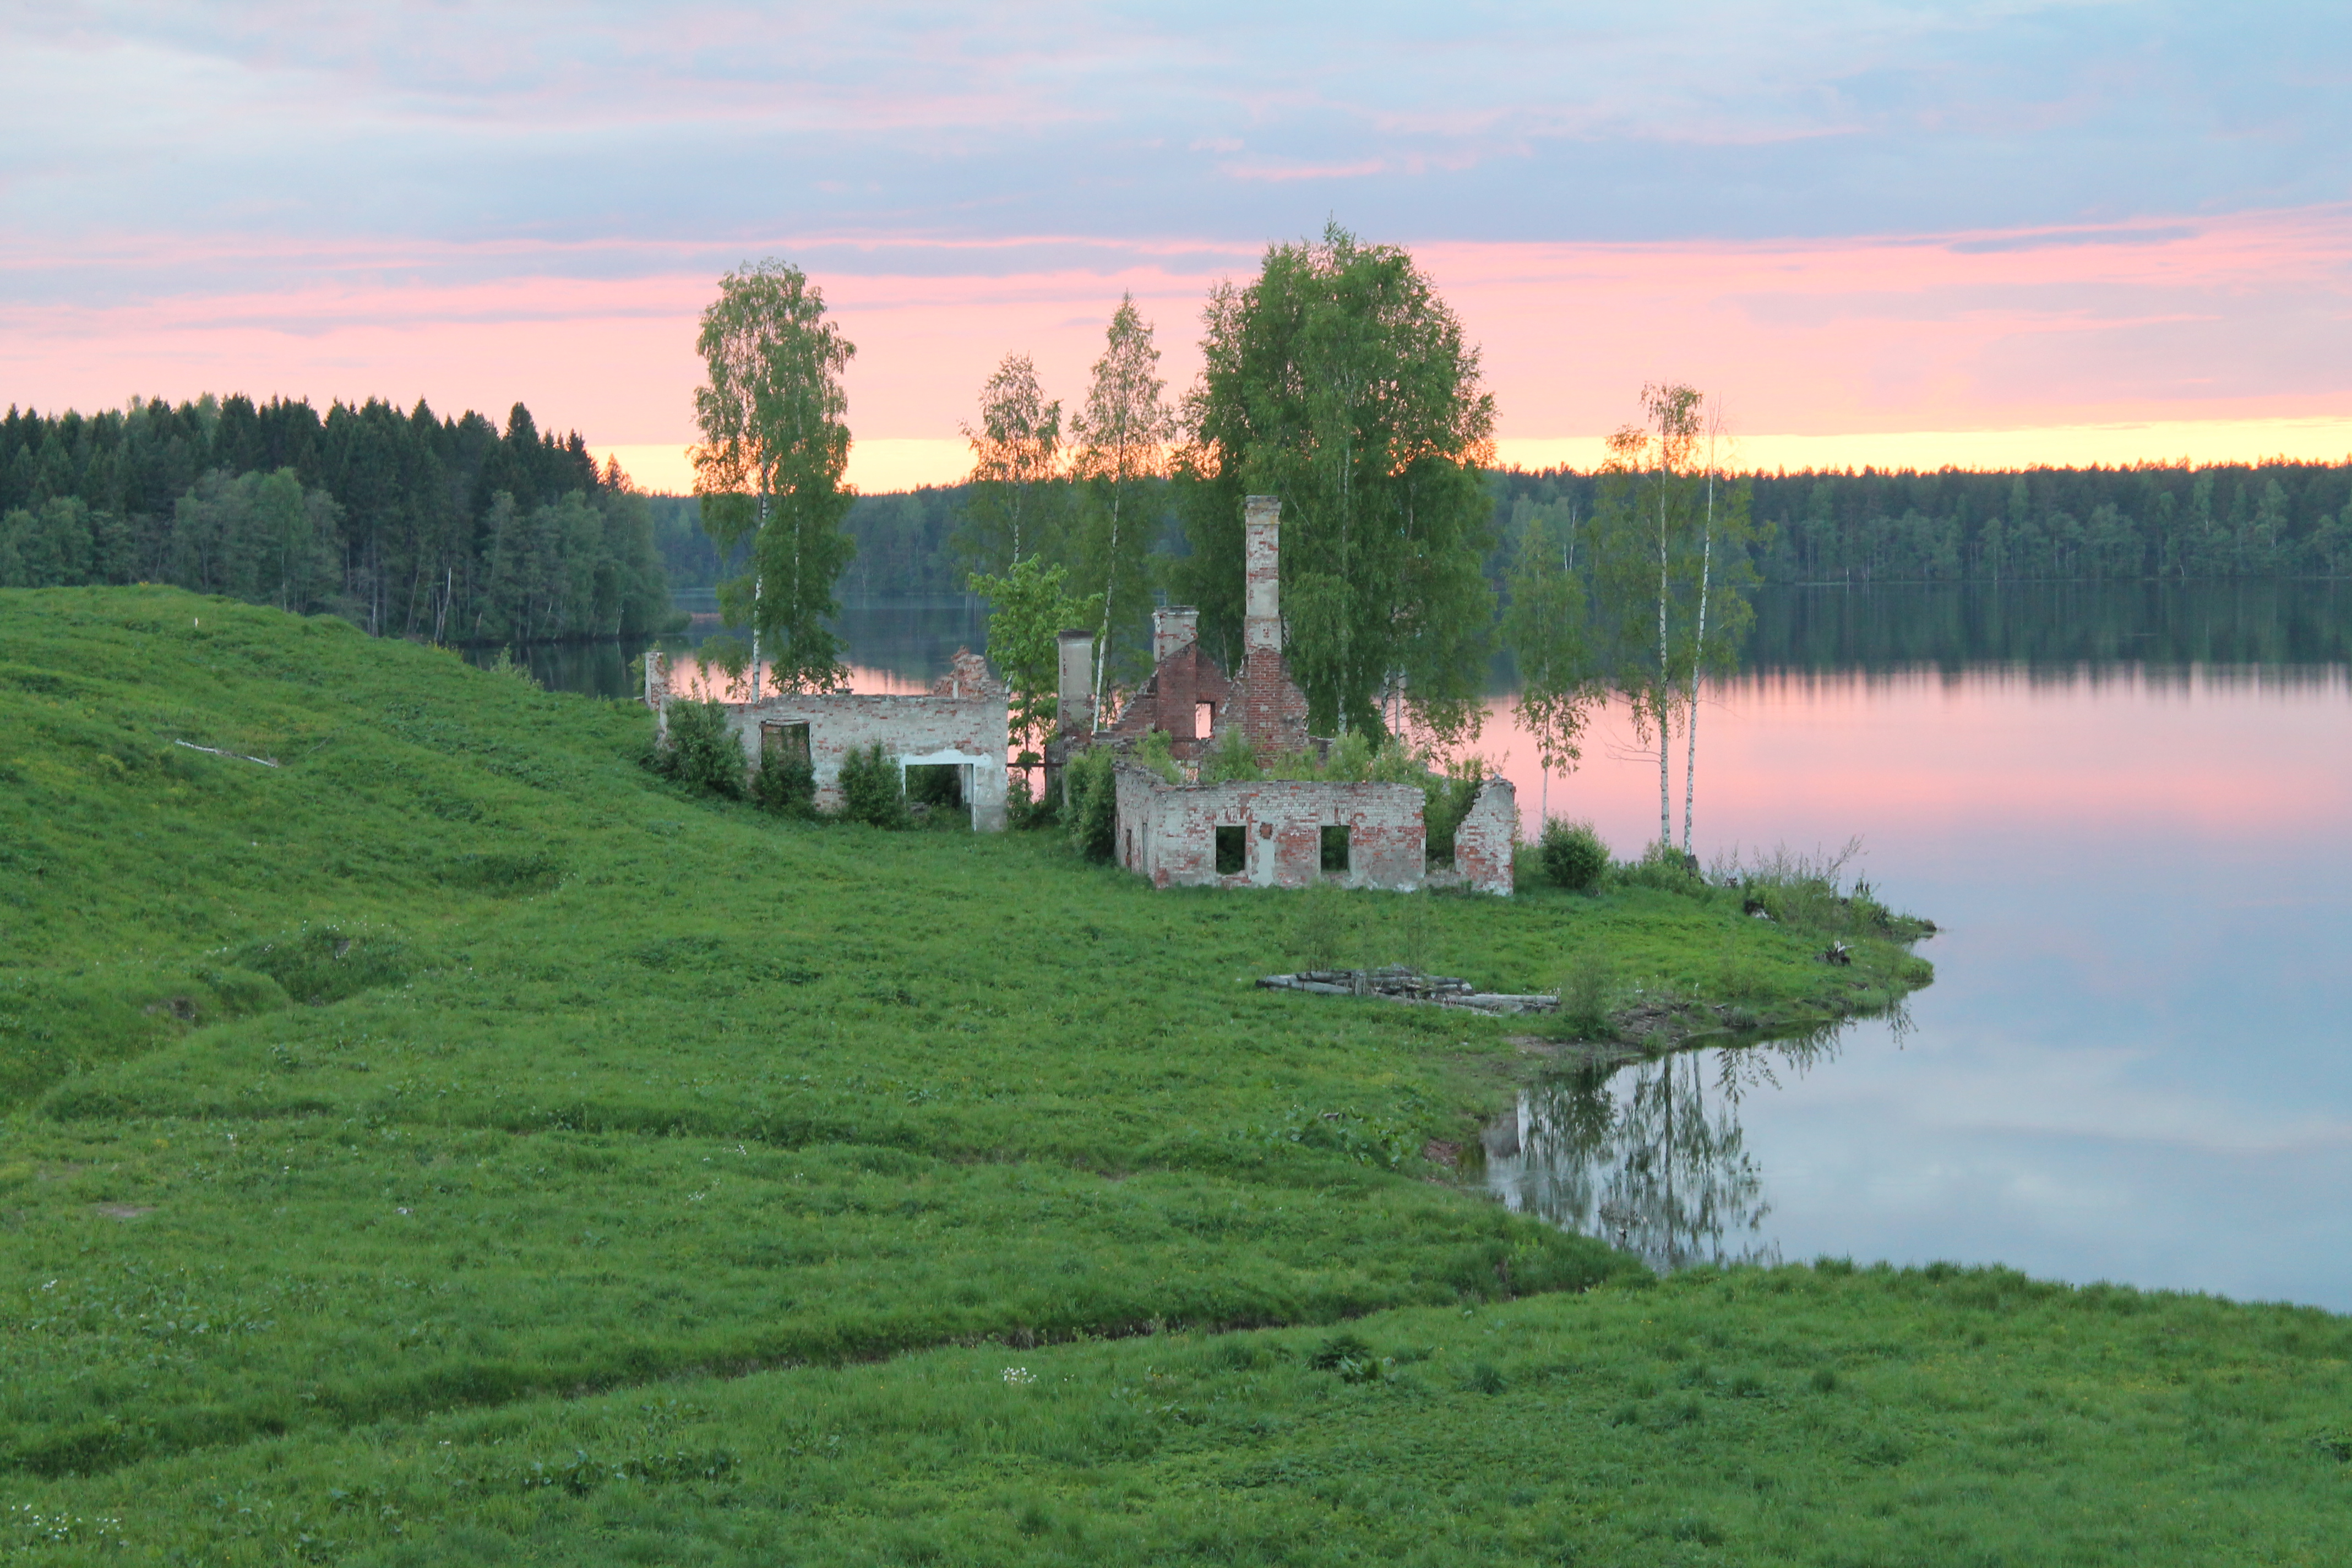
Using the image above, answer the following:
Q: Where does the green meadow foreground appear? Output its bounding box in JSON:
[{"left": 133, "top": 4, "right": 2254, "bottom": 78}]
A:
[{"left": 1, "top": 586, "right": 2346, "bottom": 1565}]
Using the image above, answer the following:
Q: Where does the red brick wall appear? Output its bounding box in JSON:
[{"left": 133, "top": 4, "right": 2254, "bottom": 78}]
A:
[
  {"left": 1115, "top": 767, "right": 1426, "bottom": 890},
  {"left": 1452, "top": 777, "right": 1519, "bottom": 895},
  {"left": 1109, "top": 644, "right": 1232, "bottom": 750},
  {"left": 1227, "top": 647, "right": 1312, "bottom": 755}
]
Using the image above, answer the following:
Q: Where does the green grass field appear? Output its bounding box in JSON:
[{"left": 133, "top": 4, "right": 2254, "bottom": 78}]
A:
[{"left": 3, "top": 586, "right": 2345, "bottom": 1565}]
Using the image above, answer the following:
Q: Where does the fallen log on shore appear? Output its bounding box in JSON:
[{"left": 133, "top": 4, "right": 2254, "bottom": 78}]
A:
[{"left": 1257, "top": 966, "right": 1559, "bottom": 1016}]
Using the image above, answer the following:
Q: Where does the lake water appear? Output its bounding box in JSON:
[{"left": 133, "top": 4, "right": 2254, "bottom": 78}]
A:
[{"left": 524, "top": 582, "right": 2352, "bottom": 1310}]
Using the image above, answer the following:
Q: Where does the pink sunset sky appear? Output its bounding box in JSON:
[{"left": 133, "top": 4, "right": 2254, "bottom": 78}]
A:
[{"left": 5, "top": 3, "right": 2348, "bottom": 490}]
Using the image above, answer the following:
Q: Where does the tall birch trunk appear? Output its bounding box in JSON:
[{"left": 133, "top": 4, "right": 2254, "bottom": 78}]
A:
[
  {"left": 1683, "top": 438, "right": 1715, "bottom": 855},
  {"left": 1093, "top": 481, "right": 1119, "bottom": 723},
  {"left": 1656, "top": 466, "right": 1672, "bottom": 850},
  {"left": 749, "top": 490, "right": 767, "bottom": 701}
]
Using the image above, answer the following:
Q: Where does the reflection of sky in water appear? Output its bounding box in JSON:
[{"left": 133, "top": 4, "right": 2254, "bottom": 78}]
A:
[
  {"left": 472, "top": 597, "right": 990, "bottom": 698},
  {"left": 516, "top": 586, "right": 2351, "bottom": 1308},
  {"left": 1486, "top": 665, "right": 2352, "bottom": 1309}
]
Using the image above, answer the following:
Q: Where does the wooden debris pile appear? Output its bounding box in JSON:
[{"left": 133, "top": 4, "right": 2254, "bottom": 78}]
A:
[{"left": 1257, "top": 965, "right": 1558, "bottom": 1016}]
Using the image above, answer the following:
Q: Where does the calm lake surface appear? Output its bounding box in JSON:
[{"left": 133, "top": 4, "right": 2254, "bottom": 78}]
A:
[{"left": 518, "top": 582, "right": 2352, "bottom": 1310}]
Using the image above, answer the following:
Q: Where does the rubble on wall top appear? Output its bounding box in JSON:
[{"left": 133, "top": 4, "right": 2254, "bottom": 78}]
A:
[{"left": 931, "top": 647, "right": 1002, "bottom": 700}]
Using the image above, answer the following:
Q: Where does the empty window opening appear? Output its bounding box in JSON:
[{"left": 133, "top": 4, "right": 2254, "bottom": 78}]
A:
[
  {"left": 1321, "top": 824, "right": 1352, "bottom": 873},
  {"left": 1215, "top": 825, "right": 1246, "bottom": 875},
  {"left": 760, "top": 721, "right": 812, "bottom": 764},
  {"left": 1125, "top": 829, "right": 1135, "bottom": 866},
  {"left": 904, "top": 763, "right": 968, "bottom": 826},
  {"left": 1196, "top": 699, "right": 1216, "bottom": 736}
]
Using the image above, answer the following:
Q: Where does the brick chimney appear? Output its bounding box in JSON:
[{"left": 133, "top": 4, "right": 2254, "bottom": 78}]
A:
[
  {"left": 1244, "top": 496, "right": 1282, "bottom": 655},
  {"left": 1056, "top": 629, "right": 1096, "bottom": 733},
  {"left": 1152, "top": 605, "right": 1200, "bottom": 666}
]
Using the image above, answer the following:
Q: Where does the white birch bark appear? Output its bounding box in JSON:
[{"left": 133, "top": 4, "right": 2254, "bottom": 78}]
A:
[
  {"left": 1656, "top": 455, "right": 1673, "bottom": 850},
  {"left": 1683, "top": 412, "right": 1717, "bottom": 855}
]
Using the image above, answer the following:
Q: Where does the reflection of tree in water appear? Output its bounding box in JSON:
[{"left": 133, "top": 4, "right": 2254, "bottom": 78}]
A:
[{"left": 1496, "top": 1023, "right": 1851, "bottom": 1273}]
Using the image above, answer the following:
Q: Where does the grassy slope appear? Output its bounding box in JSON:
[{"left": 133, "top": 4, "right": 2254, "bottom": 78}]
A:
[{"left": 1, "top": 586, "right": 2343, "bottom": 1565}]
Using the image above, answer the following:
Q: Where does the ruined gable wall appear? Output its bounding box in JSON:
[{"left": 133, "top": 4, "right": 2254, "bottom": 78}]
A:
[
  {"left": 644, "top": 651, "right": 675, "bottom": 740},
  {"left": 1109, "top": 645, "right": 1232, "bottom": 753},
  {"left": 1452, "top": 777, "right": 1519, "bottom": 895},
  {"left": 930, "top": 648, "right": 1002, "bottom": 700},
  {"left": 1224, "top": 648, "right": 1312, "bottom": 755},
  {"left": 1115, "top": 767, "right": 1425, "bottom": 890}
]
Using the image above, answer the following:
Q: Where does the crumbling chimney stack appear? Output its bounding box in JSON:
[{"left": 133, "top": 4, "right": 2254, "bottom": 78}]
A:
[
  {"left": 1056, "top": 629, "right": 1097, "bottom": 734},
  {"left": 1244, "top": 496, "right": 1282, "bottom": 655},
  {"left": 1152, "top": 605, "right": 1200, "bottom": 666}
]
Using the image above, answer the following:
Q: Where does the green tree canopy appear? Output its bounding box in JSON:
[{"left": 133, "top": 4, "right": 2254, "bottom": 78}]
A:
[
  {"left": 1172, "top": 223, "right": 1497, "bottom": 743},
  {"left": 692, "top": 258, "right": 858, "bottom": 694},
  {"left": 957, "top": 352, "right": 1066, "bottom": 577},
  {"left": 0, "top": 395, "right": 667, "bottom": 640},
  {"left": 1071, "top": 293, "right": 1172, "bottom": 711},
  {"left": 966, "top": 556, "right": 1101, "bottom": 765}
]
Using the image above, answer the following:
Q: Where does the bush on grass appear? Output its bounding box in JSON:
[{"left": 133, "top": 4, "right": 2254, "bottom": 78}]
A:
[
  {"left": 1064, "top": 746, "right": 1119, "bottom": 861},
  {"left": 1615, "top": 840, "right": 1706, "bottom": 896},
  {"left": 750, "top": 746, "right": 818, "bottom": 818},
  {"left": 1006, "top": 769, "right": 1057, "bottom": 830},
  {"left": 837, "top": 743, "right": 911, "bottom": 829},
  {"left": 1538, "top": 819, "right": 1609, "bottom": 891},
  {"left": 1293, "top": 885, "right": 1353, "bottom": 973},
  {"left": 651, "top": 699, "right": 744, "bottom": 799},
  {"left": 1555, "top": 951, "right": 1616, "bottom": 1039}
]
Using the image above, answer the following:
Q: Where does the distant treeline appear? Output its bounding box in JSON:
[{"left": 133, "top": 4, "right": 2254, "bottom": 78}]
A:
[
  {"left": 19, "top": 397, "right": 2343, "bottom": 641},
  {"left": 661, "top": 459, "right": 2352, "bottom": 606},
  {"left": 650, "top": 486, "right": 979, "bottom": 601},
  {"left": 1740, "top": 579, "right": 2352, "bottom": 672},
  {"left": 1490, "top": 461, "right": 2352, "bottom": 585},
  {"left": 0, "top": 396, "right": 671, "bottom": 643}
]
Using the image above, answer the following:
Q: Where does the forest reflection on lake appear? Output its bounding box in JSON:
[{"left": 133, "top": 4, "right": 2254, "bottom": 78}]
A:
[{"left": 1482, "top": 1027, "right": 1862, "bottom": 1276}]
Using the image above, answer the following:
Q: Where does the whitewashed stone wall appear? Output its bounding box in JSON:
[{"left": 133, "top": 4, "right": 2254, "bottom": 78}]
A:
[{"left": 647, "top": 656, "right": 1008, "bottom": 830}]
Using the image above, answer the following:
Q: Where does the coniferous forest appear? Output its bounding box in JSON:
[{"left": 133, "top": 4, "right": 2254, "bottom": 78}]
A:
[
  {"left": 11, "top": 396, "right": 2348, "bottom": 651},
  {"left": 668, "top": 461, "right": 2352, "bottom": 606},
  {"left": 1490, "top": 460, "right": 2352, "bottom": 585},
  {"left": 0, "top": 396, "right": 672, "bottom": 643}
]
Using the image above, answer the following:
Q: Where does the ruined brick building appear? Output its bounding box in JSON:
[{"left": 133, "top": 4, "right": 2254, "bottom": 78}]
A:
[
  {"left": 640, "top": 493, "right": 1514, "bottom": 882},
  {"left": 1100, "top": 496, "right": 1516, "bottom": 894},
  {"left": 645, "top": 649, "right": 1010, "bottom": 830}
]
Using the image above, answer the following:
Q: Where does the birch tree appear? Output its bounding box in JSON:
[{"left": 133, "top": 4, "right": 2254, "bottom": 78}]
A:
[
  {"left": 1071, "top": 293, "right": 1172, "bottom": 712},
  {"left": 692, "top": 258, "right": 858, "bottom": 696},
  {"left": 967, "top": 555, "right": 1102, "bottom": 780},
  {"left": 959, "top": 353, "right": 1065, "bottom": 576},
  {"left": 1679, "top": 404, "right": 1761, "bottom": 854},
  {"left": 1173, "top": 223, "right": 1495, "bottom": 743},
  {"left": 1587, "top": 386, "right": 1702, "bottom": 850},
  {"left": 1587, "top": 384, "right": 1760, "bottom": 854}
]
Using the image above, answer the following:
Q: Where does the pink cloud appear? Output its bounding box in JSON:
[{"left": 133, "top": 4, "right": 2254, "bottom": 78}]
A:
[{"left": 6, "top": 209, "right": 2348, "bottom": 484}]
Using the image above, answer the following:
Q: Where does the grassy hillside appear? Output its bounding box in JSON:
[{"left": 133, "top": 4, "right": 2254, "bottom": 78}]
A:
[{"left": 2, "top": 586, "right": 2344, "bottom": 1565}]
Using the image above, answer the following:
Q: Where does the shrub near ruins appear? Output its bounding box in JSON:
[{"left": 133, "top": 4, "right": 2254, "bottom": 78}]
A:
[
  {"left": 650, "top": 698, "right": 744, "bottom": 798},
  {"left": 750, "top": 745, "right": 817, "bottom": 818},
  {"left": 1063, "top": 745, "right": 1120, "bottom": 859},
  {"left": 1539, "top": 818, "right": 1610, "bottom": 891},
  {"left": 835, "top": 742, "right": 912, "bottom": 828}
]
